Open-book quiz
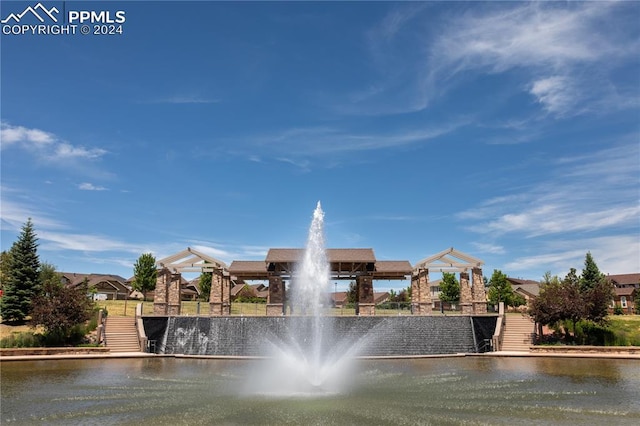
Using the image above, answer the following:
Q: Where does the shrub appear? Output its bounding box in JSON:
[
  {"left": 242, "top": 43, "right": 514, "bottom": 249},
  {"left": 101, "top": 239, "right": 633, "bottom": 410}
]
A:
[
  {"left": 0, "top": 331, "right": 44, "bottom": 348},
  {"left": 613, "top": 305, "right": 624, "bottom": 315}
]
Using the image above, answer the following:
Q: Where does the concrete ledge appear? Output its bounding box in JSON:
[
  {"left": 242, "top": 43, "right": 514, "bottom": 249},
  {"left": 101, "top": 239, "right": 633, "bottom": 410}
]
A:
[
  {"left": 0, "top": 347, "right": 110, "bottom": 357},
  {"left": 530, "top": 345, "right": 640, "bottom": 355}
]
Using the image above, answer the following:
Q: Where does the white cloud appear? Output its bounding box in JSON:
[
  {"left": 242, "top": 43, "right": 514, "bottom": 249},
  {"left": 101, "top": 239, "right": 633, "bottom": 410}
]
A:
[
  {"left": 471, "top": 242, "right": 505, "bottom": 255},
  {"left": 143, "top": 95, "right": 219, "bottom": 104},
  {"left": 78, "top": 182, "right": 108, "bottom": 191},
  {"left": 55, "top": 143, "right": 107, "bottom": 160},
  {"left": 504, "top": 235, "right": 640, "bottom": 277},
  {"left": 1, "top": 123, "right": 55, "bottom": 146},
  {"left": 459, "top": 141, "right": 640, "bottom": 238},
  {"left": 529, "top": 76, "right": 577, "bottom": 115},
  {"left": 0, "top": 197, "right": 67, "bottom": 231},
  {"left": 1, "top": 122, "right": 107, "bottom": 161},
  {"left": 425, "top": 1, "right": 639, "bottom": 117}
]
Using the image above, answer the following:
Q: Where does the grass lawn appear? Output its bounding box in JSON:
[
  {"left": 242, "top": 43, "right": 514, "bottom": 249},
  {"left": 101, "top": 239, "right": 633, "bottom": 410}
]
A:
[
  {"left": 95, "top": 300, "right": 418, "bottom": 317},
  {"left": 609, "top": 315, "right": 640, "bottom": 345}
]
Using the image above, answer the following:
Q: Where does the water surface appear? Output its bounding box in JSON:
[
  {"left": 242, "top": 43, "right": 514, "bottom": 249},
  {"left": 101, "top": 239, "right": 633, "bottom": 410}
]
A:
[{"left": 1, "top": 357, "right": 639, "bottom": 425}]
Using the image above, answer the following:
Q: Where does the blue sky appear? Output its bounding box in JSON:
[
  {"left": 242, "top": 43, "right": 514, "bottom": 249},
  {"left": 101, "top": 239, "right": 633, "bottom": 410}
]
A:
[{"left": 1, "top": 1, "right": 639, "bottom": 290}]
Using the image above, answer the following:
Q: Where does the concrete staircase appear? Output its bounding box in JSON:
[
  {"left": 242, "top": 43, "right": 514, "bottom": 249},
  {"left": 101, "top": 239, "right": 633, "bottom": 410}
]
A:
[
  {"left": 501, "top": 314, "right": 534, "bottom": 351},
  {"left": 105, "top": 316, "right": 140, "bottom": 352}
]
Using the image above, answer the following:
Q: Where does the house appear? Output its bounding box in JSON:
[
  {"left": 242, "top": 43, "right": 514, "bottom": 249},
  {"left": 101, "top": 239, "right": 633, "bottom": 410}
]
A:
[
  {"left": 506, "top": 278, "right": 540, "bottom": 305},
  {"left": 608, "top": 273, "right": 639, "bottom": 314},
  {"left": 61, "top": 272, "right": 130, "bottom": 300}
]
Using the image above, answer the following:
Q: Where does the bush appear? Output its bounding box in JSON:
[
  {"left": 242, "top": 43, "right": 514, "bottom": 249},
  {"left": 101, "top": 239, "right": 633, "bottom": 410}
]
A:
[
  {"left": 0, "top": 331, "right": 44, "bottom": 348},
  {"left": 613, "top": 305, "right": 624, "bottom": 315},
  {"left": 573, "top": 320, "right": 616, "bottom": 346}
]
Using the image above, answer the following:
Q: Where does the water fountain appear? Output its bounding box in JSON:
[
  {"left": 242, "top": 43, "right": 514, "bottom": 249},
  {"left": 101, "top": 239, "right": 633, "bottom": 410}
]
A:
[{"left": 247, "top": 201, "right": 367, "bottom": 396}]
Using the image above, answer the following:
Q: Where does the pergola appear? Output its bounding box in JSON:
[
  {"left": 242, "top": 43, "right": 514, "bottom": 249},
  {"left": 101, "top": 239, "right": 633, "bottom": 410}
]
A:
[
  {"left": 151, "top": 246, "right": 486, "bottom": 317},
  {"left": 153, "top": 247, "right": 230, "bottom": 316},
  {"left": 411, "top": 247, "right": 486, "bottom": 315},
  {"left": 229, "top": 248, "right": 412, "bottom": 316}
]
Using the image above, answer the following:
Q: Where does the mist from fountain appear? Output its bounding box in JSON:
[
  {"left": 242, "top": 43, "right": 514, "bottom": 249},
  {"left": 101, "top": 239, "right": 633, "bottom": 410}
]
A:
[{"left": 246, "top": 201, "right": 365, "bottom": 397}]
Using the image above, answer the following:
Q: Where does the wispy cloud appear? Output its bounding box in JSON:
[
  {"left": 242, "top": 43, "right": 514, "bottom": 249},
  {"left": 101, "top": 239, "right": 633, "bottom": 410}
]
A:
[
  {"left": 427, "top": 1, "right": 638, "bottom": 117},
  {"left": 459, "top": 141, "right": 640, "bottom": 238},
  {"left": 142, "top": 95, "right": 219, "bottom": 104},
  {"left": 346, "top": 2, "right": 638, "bottom": 118},
  {"left": 78, "top": 182, "right": 108, "bottom": 191},
  {"left": 504, "top": 235, "right": 640, "bottom": 277},
  {"left": 1, "top": 122, "right": 108, "bottom": 161},
  {"left": 249, "top": 119, "right": 467, "bottom": 161}
]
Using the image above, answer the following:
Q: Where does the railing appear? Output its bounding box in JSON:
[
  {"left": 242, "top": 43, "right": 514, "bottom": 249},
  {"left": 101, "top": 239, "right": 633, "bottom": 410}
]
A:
[{"left": 135, "top": 303, "right": 148, "bottom": 352}]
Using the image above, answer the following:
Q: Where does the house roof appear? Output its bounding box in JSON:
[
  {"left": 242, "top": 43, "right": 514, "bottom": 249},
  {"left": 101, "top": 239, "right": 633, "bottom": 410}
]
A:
[
  {"left": 614, "top": 287, "right": 637, "bottom": 297},
  {"left": 607, "top": 273, "right": 640, "bottom": 286},
  {"left": 265, "top": 248, "right": 377, "bottom": 263},
  {"left": 507, "top": 278, "right": 540, "bottom": 297}
]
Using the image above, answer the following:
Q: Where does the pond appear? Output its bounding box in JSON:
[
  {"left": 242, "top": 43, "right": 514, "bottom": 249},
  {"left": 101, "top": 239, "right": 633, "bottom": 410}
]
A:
[{"left": 1, "top": 356, "right": 639, "bottom": 425}]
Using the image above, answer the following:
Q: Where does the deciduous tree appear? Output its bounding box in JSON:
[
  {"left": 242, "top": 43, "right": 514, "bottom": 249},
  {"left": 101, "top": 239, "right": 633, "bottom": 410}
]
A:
[
  {"left": 198, "top": 271, "right": 212, "bottom": 301},
  {"left": 487, "top": 269, "right": 516, "bottom": 307},
  {"left": 30, "top": 277, "right": 94, "bottom": 344},
  {"left": 439, "top": 272, "right": 460, "bottom": 306},
  {"left": 132, "top": 253, "right": 157, "bottom": 301}
]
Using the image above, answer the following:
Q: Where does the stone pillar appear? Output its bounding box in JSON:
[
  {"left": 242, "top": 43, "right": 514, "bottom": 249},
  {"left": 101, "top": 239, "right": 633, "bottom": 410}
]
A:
[
  {"left": 167, "top": 272, "right": 182, "bottom": 315},
  {"left": 222, "top": 273, "right": 231, "bottom": 315},
  {"left": 459, "top": 271, "right": 473, "bottom": 314},
  {"left": 357, "top": 275, "right": 375, "bottom": 316},
  {"left": 266, "top": 276, "right": 285, "bottom": 316},
  {"left": 153, "top": 268, "right": 170, "bottom": 315},
  {"left": 209, "top": 270, "right": 226, "bottom": 316},
  {"left": 411, "top": 268, "right": 432, "bottom": 315},
  {"left": 472, "top": 267, "right": 487, "bottom": 314}
]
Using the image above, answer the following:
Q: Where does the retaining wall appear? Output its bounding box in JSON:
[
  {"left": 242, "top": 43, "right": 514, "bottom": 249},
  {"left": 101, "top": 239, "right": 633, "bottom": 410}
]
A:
[{"left": 142, "top": 315, "right": 498, "bottom": 356}]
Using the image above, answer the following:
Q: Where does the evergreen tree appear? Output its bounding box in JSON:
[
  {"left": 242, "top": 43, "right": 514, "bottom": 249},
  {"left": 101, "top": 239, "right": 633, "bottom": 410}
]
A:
[
  {"left": 578, "top": 253, "right": 612, "bottom": 323},
  {"left": 0, "top": 219, "right": 41, "bottom": 322},
  {"left": 439, "top": 272, "right": 460, "bottom": 305},
  {"left": 580, "top": 251, "right": 605, "bottom": 292},
  {"left": 132, "top": 253, "right": 157, "bottom": 301},
  {"left": 0, "top": 250, "right": 13, "bottom": 290}
]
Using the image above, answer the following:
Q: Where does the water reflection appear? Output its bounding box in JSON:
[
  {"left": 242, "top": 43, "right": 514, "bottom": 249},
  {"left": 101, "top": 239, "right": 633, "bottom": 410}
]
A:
[{"left": 1, "top": 357, "right": 639, "bottom": 425}]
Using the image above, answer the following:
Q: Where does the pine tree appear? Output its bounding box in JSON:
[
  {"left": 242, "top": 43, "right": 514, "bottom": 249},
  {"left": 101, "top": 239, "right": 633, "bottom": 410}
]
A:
[
  {"left": 579, "top": 253, "right": 612, "bottom": 323},
  {"left": 0, "top": 219, "right": 41, "bottom": 322},
  {"left": 580, "top": 251, "right": 604, "bottom": 292}
]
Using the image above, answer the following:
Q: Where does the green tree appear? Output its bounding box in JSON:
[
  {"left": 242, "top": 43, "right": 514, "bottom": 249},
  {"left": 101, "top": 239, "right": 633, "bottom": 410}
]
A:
[
  {"left": 580, "top": 252, "right": 605, "bottom": 292},
  {"left": 132, "top": 253, "right": 157, "bottom": 301},
  {"left": 30, "top": 277, "right": 94, "bottom": 345},
  {"left": 578, "top": 254, "right": 612, "bottom": 323},
  {"left": 39, "top": 262, "right": 61, "bottom": 289},
  {"left": 487, "top": 269, "right": 515, "bottom": 307},
  {"left": 0, "top": 250, "right": 13, "bottom": 290},
  {"left": 198, "top": 271, "right": 212, "bottom": 301},
  {"left": 0, "top": 219, "right": 41, "bottom": 323},
  {"left": 439, "top": 272, "right": 460, "bottom": 306},
  {"left": 347, "top": 281, "right": 357, "bottom": 303}
]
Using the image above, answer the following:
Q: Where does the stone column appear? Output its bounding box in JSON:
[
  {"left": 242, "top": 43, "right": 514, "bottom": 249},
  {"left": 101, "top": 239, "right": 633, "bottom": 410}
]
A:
[
  {"left": 167, "top": 272, "right": 182, "bottom": 315},
  {"left": 209, "top": 270, "right": 224, "bottom": 316},
  {"left": 411, "top": 268, "right": 432, "bottom": 315},
  {"left": 267, "top": 276, "right": 285, "bottom": 316},
  {"left": 357, "top": 275, "right": 375, "bottom": 316},
  {"left": 459, "top": 271, "right": 473, "bottom": 314},
  {"left": 472, "top": 267, "right": 487, "bottom": 314},
  {"left": 153, "top": 268, "right": 170, "bottom": 315},
  {"left": 222, "top": 272, "right": 231, "bottom": 315}
]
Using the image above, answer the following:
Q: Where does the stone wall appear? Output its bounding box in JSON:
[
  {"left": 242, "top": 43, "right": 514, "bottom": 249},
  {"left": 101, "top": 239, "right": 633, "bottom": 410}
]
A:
[{"left": 143, "top": 315, "right": 497, "bottom": 357}]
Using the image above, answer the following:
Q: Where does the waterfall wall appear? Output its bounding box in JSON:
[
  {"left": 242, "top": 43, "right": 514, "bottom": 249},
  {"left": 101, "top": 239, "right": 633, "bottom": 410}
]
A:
[{"left": 142, "top": 316, "right": 497, "bottom": 356}]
